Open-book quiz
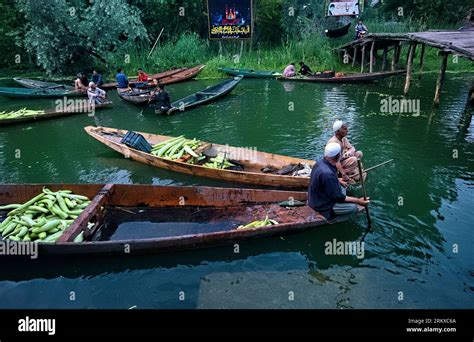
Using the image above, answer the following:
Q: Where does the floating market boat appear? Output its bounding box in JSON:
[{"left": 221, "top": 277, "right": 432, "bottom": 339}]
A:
[
  {"left": 0, "top": 87, "right": 84, "bottom": 99},
  {"left": 0, "top": 101, "right": 112, "bottom": 126},
  {"left": 219, "top": 67, "right": 281, "bottom": 78},
  {"left": 85, "top": 126, "right": 317, "bottom": 188},
  {"left": 118, "top": 76, "right": 243, "bottom": 115},
  {"left": 0, "top": 183, "right": 363, "bottom": 256},
  {"left": 13, "top": 77, "right": 74, "bottom": 91},
  {"left": 278, "top": 70, "right": 406, "bottom": 83}
]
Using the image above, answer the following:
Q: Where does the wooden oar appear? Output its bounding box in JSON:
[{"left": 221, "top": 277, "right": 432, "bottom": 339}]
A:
[
  {"left": 357, "top": 159, "right": 372, "bottom": 229},
  {"left": 364, "top": 159, "right": 393, "bottom": 173}
]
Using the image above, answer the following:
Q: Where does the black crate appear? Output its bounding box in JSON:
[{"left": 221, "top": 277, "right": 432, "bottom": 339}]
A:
[{"left": 120, "top": 131, "right": 152, "bottom": 153}]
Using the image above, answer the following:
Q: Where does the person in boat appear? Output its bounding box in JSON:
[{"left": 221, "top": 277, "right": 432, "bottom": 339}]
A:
[
  {"left": 283, "top": 63, "right": 296, "bottom": 77},
  {"left": 298, "top": 61, "right": 313, "bottom": 76},
  {"left": 355, "top": 20, "right": 368, "bottom": 39},
  {"left": 74, "top": 73, "right": 88, "bottom": 93},
  {"left": 87, "top": 82, "right": 107, "bottom": 105},
  {"left": 91, "top": 70, "right": 103, "bottom": 87},
  {"left": 308, "top": 142, "right": 369, "bottom": 220},
  {"left": 150, "top": 84, "right": 171, "bottom": 114},
  {"left": 327, "top": 120, "right": 363, "bottom": 181},
  {"left": 116, "top": 68, "right": 131, "bottom": 92},
  {"left": 136, "top": 68, "right": 154, "bottom": 88}
]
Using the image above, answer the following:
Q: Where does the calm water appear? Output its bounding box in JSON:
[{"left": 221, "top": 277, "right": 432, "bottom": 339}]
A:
[{"left": 0, "top": 74, "right": 473, "bottom": 309}]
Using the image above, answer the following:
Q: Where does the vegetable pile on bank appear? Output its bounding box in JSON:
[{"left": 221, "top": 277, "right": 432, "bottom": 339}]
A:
[{"left": 0, "top": 188, "right": 92, "bottom": 243}]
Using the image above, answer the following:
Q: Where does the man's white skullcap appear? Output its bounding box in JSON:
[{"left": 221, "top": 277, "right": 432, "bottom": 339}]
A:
[
  {"left": 89, "top": 82, "right": 96, "bottom": 87},
  {"left": 333, "top": 120, "right": 344, "bottom": 132},
  {"left": 325, "top": 142, "right": 341, "bottom": 158}
]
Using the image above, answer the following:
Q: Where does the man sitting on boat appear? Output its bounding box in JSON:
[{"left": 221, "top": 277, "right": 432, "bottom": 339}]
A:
[
  {"left": 327, "top": 120, "right": 364, "bottom": 181},
  {"left": 87, "top": 82, "right": 107, "bottom": 105},
  {"left": 283, "top": 63, "right": 296, "bottom": 77},
  {"left": 298, "top": 62, "right": 313, "bottom": 76},
  {"left": 91, "top": 70, "right": 104, "bottom": 87},
  {"left": 355, "top": 20, "right": 368, "bottom": 40},
  {"left": 150, "top": 84, "right": 171, "bottom": 114},
  {"left": 74, "top": 73, "right": 88, "bottom": 93},
  {"left": 308, "top": 142, "right": 369, "bottom": 219},
  {"left": 116, "top": 68, "right": 131, "bottom": 92}
]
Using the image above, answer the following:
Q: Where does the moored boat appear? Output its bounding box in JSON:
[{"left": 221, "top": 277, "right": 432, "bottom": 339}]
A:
[
  {"left": 278, "top": 70, "right": 406, "bottom": 83},
  {"left": 100, "top": 68, "right": 186, "bottom": 90},
  {"left": 13, "top": 77, "right": 74, "bottom": 91},
  {"left": 219, "top": 67, "right": 281, "bottom": 78},
  {"left": 0, "top": 87, "right": 85, "bottom": 99},
  {"left": 0, "top": 183, "right": 363, "bottom": 256},
  {"left": 0, "top": 101, "right": 112, "bottom": 126},
  {"left": 85, "top": 126, "right": 316, "bottom": 188}
]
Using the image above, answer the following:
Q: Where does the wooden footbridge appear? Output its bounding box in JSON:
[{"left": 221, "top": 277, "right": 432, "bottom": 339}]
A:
[{"left": 337, "top": 28, "right": 474, "bottom": 106}]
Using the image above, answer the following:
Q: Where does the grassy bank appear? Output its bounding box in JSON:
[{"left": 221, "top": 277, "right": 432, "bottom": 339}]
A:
[{"left": 2, "top": 19, "right": 473, "bottom": 82}]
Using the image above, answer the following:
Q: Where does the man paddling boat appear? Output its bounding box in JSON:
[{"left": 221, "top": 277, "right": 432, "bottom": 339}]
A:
[
  {"left": 308, "top": 142, "right": 369, "bottom": 219},
  {"left": 327, "top": 120, "right": 364, "bottom": 181}
]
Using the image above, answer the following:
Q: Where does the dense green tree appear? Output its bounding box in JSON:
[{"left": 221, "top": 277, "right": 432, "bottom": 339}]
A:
[
  {"left": 16, "top": 0, "right": 149, "bottom": 75},
  {"left": 0, "top": 1, "right": 24, "bottom": 69}
]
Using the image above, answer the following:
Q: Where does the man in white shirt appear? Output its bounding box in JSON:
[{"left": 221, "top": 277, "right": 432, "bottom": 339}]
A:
[{"left": 87, "top": 82, "right": 107, "bottom": 105}]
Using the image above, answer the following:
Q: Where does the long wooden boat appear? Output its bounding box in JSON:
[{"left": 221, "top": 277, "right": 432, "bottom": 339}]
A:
[
  {"left": 100, "top": 68, "right": 186, "bottom": 90},
  {"left": 85, "top": 126, "right": 316, "bottom": 188},
  {"left": 13, "top": 77, "right": 74, "bottom": 91},
  {"left": 117, "top": 76, "right": 242, "bottom": 113},
  {"left": 278, "top": 70, "right": 406, "bottom": 83},
  {"left": 219, "top": 67, "right": 281, "bottom": 78},
  {"left": 0, "top": 101, "right": 112, "bottom": 126},
  {"left": 0, "top": 183, "right": 362, "bottom": 256},
  {"left": 158, "top": 64, "right": 205, "bottom": 85},
  {"left": 117, "top": 88, "right": 153, "bottom": 105},
  {"left": 0, "top": 87, "right": 85, "bottom": 99}
]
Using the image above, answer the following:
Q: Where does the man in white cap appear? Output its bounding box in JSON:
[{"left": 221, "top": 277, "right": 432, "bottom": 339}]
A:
[
  {"left": 87, "top": 82, "right": 107, "bottom": 105},
  {"left": 327, "top": 120, "right": 363, "bottom": 181},
  {"left": 307, "top": 142, "right": 369, "bottom": 219}
]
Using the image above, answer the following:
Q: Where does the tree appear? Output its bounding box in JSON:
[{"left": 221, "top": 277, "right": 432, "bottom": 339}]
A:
[
  {"left": 0, "top": 1, "right": 24, "bottom": 69},
  {"left": 16, "top": 0, "right": 149, "bottom": 75}
]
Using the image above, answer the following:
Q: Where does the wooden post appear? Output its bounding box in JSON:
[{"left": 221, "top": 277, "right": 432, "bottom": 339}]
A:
[
  {"left": 352, "top": 46, "right": 358, "bottom": 67},
  {"left": 369, "top": 41, "right": 375, "bottom": 73},
  {"left": 391, "top": 43, "right": 397, "bottom": 71},
  {"left": 218, "top": 41, "right": 223, "bottom": 57},
  {"left": 403, "top": 43, "right": 417, "bottom": 95},
  {"left": 361, "top": 44, "right": 366, "bottom": 73},
  {"left": 382, "top": 46, "right": 388, "bottom": 71},
  {"left": 418, "top": 44, "right": 426, "bottom": 80},
  {"left": 395, "top": 43, "right": 401, "bottom": 65},
  {"left": 239, "top": 40, "right": 244, "bottom": 59},
  {"left": 433, "top": 51, "right": 449, "bottom": 106}
]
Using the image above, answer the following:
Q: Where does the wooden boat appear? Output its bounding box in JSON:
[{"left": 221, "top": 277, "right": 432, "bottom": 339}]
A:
[
  {"left": 117, "top": 76, "right": 243, "bottom": 113},
  {"left": 219, "top": 67, "right": 281, "bottom": 78},
  {"left": 278, "top": 70, "right": 406, "bottom": 83},
  {"left": 165, "top": 76, "right": 242, "bottom": 115},
  {"left": 0, "top": 87, "right": 85, "bottom": 99},
  {"left": 85, "top": 126, "right": 316, "bottom": 188},
  {"left": 325, "top": 23, "right": 351, "bottom": 39},
  {"left": 117, "top": 88, "right": 153, "bottom": 105},
  {"left": 157, "top": 64, "right": 205, "bottom": 86},
  {"left": 0, "top": 183, "right": 363, "bottom": 256},
  {"left": 13, "top": 77, "right": 74, "bottom": 91},
  {"left": 0, "top": 101, "right": 112, "bottom": 126},
  {"left": 100, "top": 68, "right": 186, "bottom": 90}
]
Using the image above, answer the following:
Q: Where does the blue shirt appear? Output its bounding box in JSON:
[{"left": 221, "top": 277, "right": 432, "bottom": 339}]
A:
[
  {"left": 116, "top": 72, "right": 129, "bottom": 88},
  {"left": 91, "top": 73, "right": 103, "bottom": 86},
  {"left": 308, "top": 158, "right": 346, "bottom": 218}
]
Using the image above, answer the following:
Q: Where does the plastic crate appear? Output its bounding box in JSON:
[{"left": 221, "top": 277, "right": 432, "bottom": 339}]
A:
[{"left": 120, "top": 131, "right": 152, "bottom": 153}]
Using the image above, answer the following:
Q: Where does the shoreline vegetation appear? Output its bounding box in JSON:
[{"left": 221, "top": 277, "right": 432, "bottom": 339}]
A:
[{"left": 0, "top": 1, "right": 472, "bottom": 82}]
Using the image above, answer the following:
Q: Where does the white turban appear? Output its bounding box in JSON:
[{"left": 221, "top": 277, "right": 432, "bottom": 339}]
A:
[
  {"left": 325, "top": 142, "right": 341, "bottom": 158},
  {"left": 333, "top": 120, "right": 344, "bottom": 132}
]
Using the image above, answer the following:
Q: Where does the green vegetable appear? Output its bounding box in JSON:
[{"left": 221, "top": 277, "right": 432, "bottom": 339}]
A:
[
  {"left": 32, "top": 219, "right": 61, "bottom": 234},
  {"left": 0, "top": 204, "right": 22, "bottom": 210},
  {"left": 73, "top": 231, "right": 84, "bottom": 243}
]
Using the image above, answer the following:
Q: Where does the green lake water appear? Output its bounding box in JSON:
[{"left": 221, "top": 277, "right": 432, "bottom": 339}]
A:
[{"left": 0, "top": 74, "right": 473, "bottom": 308}]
